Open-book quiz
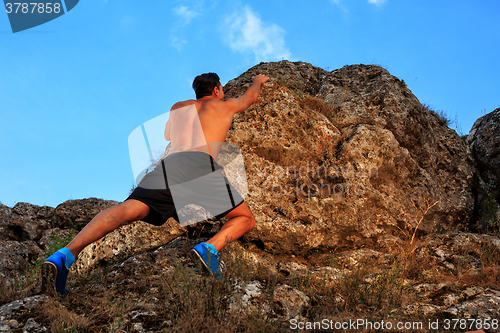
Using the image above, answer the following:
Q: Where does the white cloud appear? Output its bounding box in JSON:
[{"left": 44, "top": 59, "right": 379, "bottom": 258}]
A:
[
  {"left": 170, "top": 35, "right": 187, "bottom": 51},
  {"left": 223, "top": 6, "right": 291, "bottom": 62},
  {"left": 368, "top": 0, "right": 387, "bottom": 6},
  {"left": 169, "top": 6, "right": 199, "bottom": 51},
  {"left": 173, "top": 6, "right": 199, "bottom": 25},
  {"left": 329, "top": 0, "right": 349, "bottom": 13}
]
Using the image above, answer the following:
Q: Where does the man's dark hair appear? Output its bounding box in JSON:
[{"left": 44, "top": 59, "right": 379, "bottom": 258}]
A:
[{"left": 192, "top": 73, "right": 221, "bottom": 100}]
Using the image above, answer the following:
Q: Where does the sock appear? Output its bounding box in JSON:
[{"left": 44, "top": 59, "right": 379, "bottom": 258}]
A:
[
  {"left": 57, "top": 248, "right": 75, "bottom": 269},
  {"left": 204, "top": 243, "right": 218, "bottom": 255}
]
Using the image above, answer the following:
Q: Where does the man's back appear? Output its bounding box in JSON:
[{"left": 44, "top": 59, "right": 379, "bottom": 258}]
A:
[{"left": 165, "top": 98, "right": 234, "bottom": 160}]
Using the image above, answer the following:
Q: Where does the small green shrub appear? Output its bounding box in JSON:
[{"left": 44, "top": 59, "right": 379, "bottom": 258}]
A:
[
  {"left": 294, "top": 89, "right": 304, "bottom": 98},
  {"left": 475, "top": 237, "right": 500, "bottom": 268},
  {"left": 40, "top": 231, "right": 76, "bottom": 264},
  {"left": 491, "top": 212, "right": 500, "bottom": 235},
  {"left": 484, "top": 181, "right": 500, "bottom": 234},
  {"left": 485, "top": 181, "right": 498, "bottom": 211}
]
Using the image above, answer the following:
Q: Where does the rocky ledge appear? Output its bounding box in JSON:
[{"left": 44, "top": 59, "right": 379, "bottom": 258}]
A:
[{"left": 1, "top": 232, "right": 500, "bottom": 332}]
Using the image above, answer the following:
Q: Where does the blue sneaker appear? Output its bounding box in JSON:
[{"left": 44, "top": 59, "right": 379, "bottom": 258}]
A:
[
  {"left": 41, "top": 251, "right": 70, "bottom": 296},
  {"left": 190, "top": 243, "right": 225, "bottom": 279}
]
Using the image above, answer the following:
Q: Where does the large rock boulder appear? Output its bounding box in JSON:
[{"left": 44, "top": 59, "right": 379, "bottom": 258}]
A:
[
  {"left": 223, "top": 61, "right": 476, "bottom": 257},
  {"left": 0, "top": 203, "right": 51, "bottom": 287},
  {"left": 74, "top": 218, "right": 186, "bottom": 274},
  {"left": 54, "top": 198, "right": 119, "bottom": 230},
  {"left": 0, "top": 203, "right": 53, "bottom": 242},
  {"left": 0, "top": 204, "right": 14, "bottom": 241},
  {"left": 467, "top": 108, "right": 500, "bottom": 231},
  {"left": 0, "top": 240, "right": 42, "bottom": 286}
]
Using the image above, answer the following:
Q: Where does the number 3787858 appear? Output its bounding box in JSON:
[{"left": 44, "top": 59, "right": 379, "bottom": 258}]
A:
[{"left": 5, "top": 3, "right": 61, "bottom": 14}]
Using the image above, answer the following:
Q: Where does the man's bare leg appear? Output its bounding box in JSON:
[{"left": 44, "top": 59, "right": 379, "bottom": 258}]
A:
[
  {"left": 65, "top": 199, "right": 150, "bottom": 257},
  {"left": 206, "top": 202, "right": 256, "bottom": 252},
  {"left": 42, "top": 199, "right": 150, "bottom": 295},
  {"left": 190, "top": 202, "right": 255, "bottom": 279}
]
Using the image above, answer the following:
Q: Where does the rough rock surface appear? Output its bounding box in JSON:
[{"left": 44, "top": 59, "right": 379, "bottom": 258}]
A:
[
  {"left": 224, "top": 61, "right": 476, "bottom": 256},
  {"left": 53, "top": 198, "right": 119, "bottom": 230},
  {"left": 0, "top": 198, "right": 124, "bottom": 287},
  {"left": 467, "top": 108, "right": 500, "bottom": 231},
  {"left": 0, "top": 295, "right": 48, "bottom": 332},
  {"left": 272, "top": 284, "right": 310, "bottom": 320},
  {"left": 228, "top": 280, "right": 310, "bottom": 320},
  {"left": 229, "top": 280, "right": 272, "bottom": 316},
  {"left": 468, "top": 108, "right": 500, "bottom": 189},
  {"left": 0, "top": 203, "right": 52, "bottom": 242},
  {"left": 0, "top": 204, "right": 14, "bottom": 241},
  {"left": 0, "top": 241, "right": 42, "bottom": 286},
  {"left": 74, "top": 218, "right": 186, "bottom": 274}
]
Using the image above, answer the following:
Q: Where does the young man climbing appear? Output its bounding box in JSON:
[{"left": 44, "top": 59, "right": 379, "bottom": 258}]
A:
[{"left": 42, "top": 72, "right": 270, "bottom": 295}]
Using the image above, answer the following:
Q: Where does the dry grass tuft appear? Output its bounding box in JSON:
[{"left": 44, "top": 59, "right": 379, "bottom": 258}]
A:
[
  {"left": 42, "top": 298, "right": 91, "bottom": 332},
  {"left": 438, "top": 235, "right": 500, "bottom": 289},
  {"left": 457, "top": 266, "right": 500, "bottom": 289},
  {"left": 298, "top": 95, "right": 340, "bottom": 120}
]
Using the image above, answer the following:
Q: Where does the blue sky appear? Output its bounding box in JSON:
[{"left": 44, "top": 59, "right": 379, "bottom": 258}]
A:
[{"left": 1, "top": 0, "right": 499, "bottom": 208}]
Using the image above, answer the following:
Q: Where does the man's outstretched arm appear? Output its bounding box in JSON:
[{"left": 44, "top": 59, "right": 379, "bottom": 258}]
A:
[{"left": 223, "top": 74, "right": 270, "bottom": 114}]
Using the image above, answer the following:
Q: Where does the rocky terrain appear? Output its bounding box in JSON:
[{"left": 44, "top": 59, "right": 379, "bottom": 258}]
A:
[
  {"left": 225, "top": 61, "right": 478, "bottom": 257},
  {"left": 467, "top": 108, "right": 500, "bottom": 232},
  {"left": 1, "top": 61, "right": 499, "bottom": 332}
]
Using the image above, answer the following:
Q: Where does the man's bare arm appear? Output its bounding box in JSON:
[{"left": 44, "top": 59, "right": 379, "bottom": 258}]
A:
[{"left": 223, "top": 74, "right": 270, "bottom": 114}]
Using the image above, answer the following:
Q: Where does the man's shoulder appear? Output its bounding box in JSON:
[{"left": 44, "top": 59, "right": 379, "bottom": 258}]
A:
[
  {"left": 171, "top": 100, "right": 197, "bottom": 111},
  {"left": 198, "top": 98, "right": 228, "bottom": 111},
  {"left": 171, "top": 98, "right": 232, "bottom": 114}
]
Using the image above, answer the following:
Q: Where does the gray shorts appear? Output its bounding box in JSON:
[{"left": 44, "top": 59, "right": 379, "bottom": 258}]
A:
[{"left": 127, "top": 151, "right": 244, "bottom": 226}]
